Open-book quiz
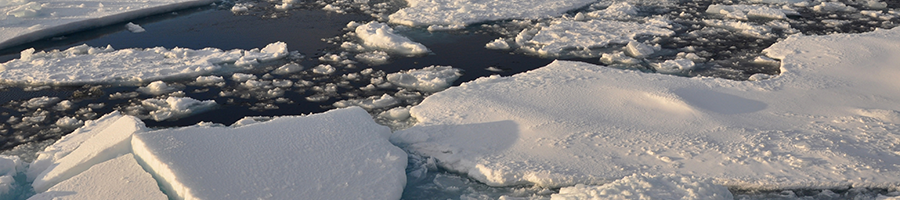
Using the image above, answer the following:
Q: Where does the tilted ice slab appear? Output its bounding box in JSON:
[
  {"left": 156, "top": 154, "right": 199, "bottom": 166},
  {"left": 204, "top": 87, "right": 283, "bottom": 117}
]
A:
[
  {"left": 28, "top": 154, "right": 167, "bottom": 200},
  {"left": 132, "top": 107, "right": 407, "bottom": 200},
  {"left": 352, "top": 21, "right": 430, "bottom": 56},
  {"left": 0, "top": 42, "right": 288, "bottom": 85},
  {"left": 517, "top": 19, "right": 674, "bottom": 57},
  {"left": 388, "top": 0, "right": 596, "bottom": 26},
  {"left": 393, "top": 27, "right": 900, "bottom": 189},
  {"left": 0, "top": 0, "right": 215, "bottom": 50}
]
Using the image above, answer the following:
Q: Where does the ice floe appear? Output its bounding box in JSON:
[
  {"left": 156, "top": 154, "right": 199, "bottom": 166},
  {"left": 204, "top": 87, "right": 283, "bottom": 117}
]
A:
[
  {"left": 0, "top": 0, "right": 215, "bottom": 50},
  {"left": 385, "top": 65, "right": 461, "bottom": 92},
  {"left": 0, "top": 155, "right": 24, "bottom": 196},
  {"left": 352, "top": 21, "right": 430, "bottom": 56},
  {"left": 516, "top": 19, "right": 674, "bottom": 57},
  {"left": 388, "top": 0, "right": 596, "bottom": 26},
  {"left": 393, "top": 27, "right": 900, "bottom": 190},
  {"left": 551, "top": 173, "right": 733, "bottom": 200},
  {"left": 0, "top": 42, "right": 289, "bottom": 85},
  {"left": 28, "top": 154, "right": 167, "bottom": 200},
  {"left": 120, "top": 96, "right": 216, "bottom": 121}
]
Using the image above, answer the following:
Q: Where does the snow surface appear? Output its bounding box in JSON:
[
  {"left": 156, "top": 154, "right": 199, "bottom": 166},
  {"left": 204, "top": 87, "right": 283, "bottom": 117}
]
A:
[
  {"left": 131, "top": 107, "right": 407, "bottom": 200},
  {"left": 551, "top": 173, "right": 733, "bottom": 200},
  {"left": 0, "top": 0, "right": 215, "bottom": 50},
  {"left": 392, "top": 27, "right": 900, "bottom": 190},
  {"left": 28, "top": 154, "right": 167, "bottom": 200},
  {"left": 0, "top": 42, "right": 288, "bottom": 85},
  {"left": 388, "top": 0, "right": 596, "bottom": 26}
]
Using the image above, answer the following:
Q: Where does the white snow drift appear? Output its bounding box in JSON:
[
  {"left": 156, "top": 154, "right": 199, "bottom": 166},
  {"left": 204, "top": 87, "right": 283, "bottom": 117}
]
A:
[
  {"left": 0, "top": 0, "right": 215, "bottom": 50},
  {"left": 26, "top": 107, "right": 407, "bottom": 199},
  {"left": 393, "top": 27, "right": 900, "bottom": 190},
  {"left": 0, "top": 42, "right": 288, "bottom": 85}
]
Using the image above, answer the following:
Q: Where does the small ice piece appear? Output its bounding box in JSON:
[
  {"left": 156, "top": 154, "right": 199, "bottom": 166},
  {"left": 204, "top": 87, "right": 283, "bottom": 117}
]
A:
[
  {"left": 55, "top": 116, "right": 84, "bottom": 128},
  {"left": 137, "top": 81, "right": 180, "bottom": 95},
  {"left": 231, "top": 73, "right": 257, "bottom": 82},
  {"left": 485, "top": 38, "right": 511, "bottom": 50},
  {"left": 125, "top": 22, "right": 145, "bottom": 33},
  {"left": 131, "top": 107, "right": 407, "bottom": 200},
  {"left": 54, "top": 100, "right": 75, "bottom": 111},
  {"left": 379, "top": 106, "right": 411, "bottom": 120},
  {"left": 0, "top": 155, "right": 24, "bottom": 195},
  {"left": 585, "top": 2, "right": 638, "bottom": 19},
  {"left": 703, "top": 19, "right": 774, "bottom": 38},
  {"left": 230, "top": 4, "right": 249, "bottom": 13},
  {"left": 271, "top": 63, "right": 304, "bottom": 75},
  {"left": 354, "top": 21, "right": 430, "bottom": 56},
  {"left": 313, "top": 64, "right": 336, "bottom": 75},
  {"left": 140, "top": 97, "right": 217, "bottom": 121},
  {"left": 31, "top": 113, "right": 146, "bottom": 192},
  {"left": 193, "top": 75, "right": 225, "bottom": 85},
  {"left": 333, "top": 94, "right": 399, "bottom": 110},
  {"left": 427, "top": 24, "right": 466, "bottom": 31},
  {"left": 355, "top": 51, "right": 391, "bottom": 65},
  {"left": 624, "top": 41, "right": 655, "bottom": 58},
  {"left": 28, "top": 154, "right": 167, "bottom": 200},
  {"left": 600, "top": 52, "right": 640, "bottom": 65},
  {"left": 812, "top": 2, "right": 856, "bottom": 13},
  {"left": 654, "top": 59, "right": 696, "bottom": 74},
  {"left": 385, "top": 66, "right": 461, "bottom": 92},
  {"left": 22, "top": 96, "right": 61, "bottom": 109},
  {"left": 551, "top": 173, "right": 733, "bottom": 200},
  {"left": 748, "top": 73, "right": 773, "bottom": 81}
]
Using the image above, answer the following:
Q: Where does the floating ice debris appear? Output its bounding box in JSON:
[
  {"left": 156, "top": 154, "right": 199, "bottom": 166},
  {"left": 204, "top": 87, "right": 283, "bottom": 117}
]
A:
[
  {"left": 0, "top": 42, "right": 289, "bottom": 85},
  {"left": 354, "top": 21, "right": 430, "bottom": 56},
  {"left": 54, "top": 117, "right": 84, "bottom": 129},
  {"left": 192, "top": 75, "right": 225, "bottom": 86},
  {"left": 134, "top": 96, "right": 216, "bottom": 121},
  {"left": 334, "top": 94, "right": 399, "bottom": 110},
  {"left": 132, "top": 107, "right": 407, "bottom": 199},
  {"left": 517, "top": 19, "right": 674, "bottom": 57},
  {"left": 388, "top": 0, "right": 596, "bottom": 26},
  {"left": 271, "top": 63, "right": 304, "bottom": 75},
  {"left": 484, "top": 38, "right": 511, "bottom": 50},
  {"left": 21, "top": 96, "right": 61, "bottom": 109},
  {"left": 136, "top": 81, "right": 181, "bottom": 95},
  {"left": 392, "top": 27, "right": 900, "bottom": 189},
  {"left": 0, "top": 155, "right": 24, "bottom": 195},
  {"left": 552, "top": 173, "right": 733, "bottom": 200},
  {"left": 0, "top": 0, "right": 216, "bottom": 50},
  {"left": 29, "top": 154, "right": 167, "bottom": 200},
  {"left": 653, "top": 58, "right": 696, "bottom": 74},
  {"left": 705, "top": 4, "right": 797, "bottom": 20},
  {"left": 385, "top": 66, "right": 461, "bottom": 92},
  {"left": 355, "top": 51, "right": 390, "bottom": 65},
  {"left": 584, "top": 2, "right": 639, "bottom": 19},
  {"left": 124, "top": 22, "right": 145, "bottom": 33},
  {"left": 313, "top": 64, "right": 336, "bottom": 75}
]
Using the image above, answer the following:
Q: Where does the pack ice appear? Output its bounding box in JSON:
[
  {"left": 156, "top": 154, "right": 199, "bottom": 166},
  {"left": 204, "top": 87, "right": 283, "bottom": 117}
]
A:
[
  {"left": 393, "top": 27, "right": 900, "bottom": 190},
  {"left": 388, "top": 0, "right": 597, "bottom": 27},
  {"left": 25, "top": 107, "right": 407, "bottom": 199},
  {"left": 0, "top": 42, "right": 288, "bottom": 85},
  {"left": 0, "top": 0, "right": 215, "bottom": 50}
]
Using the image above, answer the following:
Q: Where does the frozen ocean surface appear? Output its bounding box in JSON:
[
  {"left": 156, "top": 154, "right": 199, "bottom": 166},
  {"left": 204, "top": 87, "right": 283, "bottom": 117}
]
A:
[{"left": 1, "top": 0, "right": 900, "bottom": 199}]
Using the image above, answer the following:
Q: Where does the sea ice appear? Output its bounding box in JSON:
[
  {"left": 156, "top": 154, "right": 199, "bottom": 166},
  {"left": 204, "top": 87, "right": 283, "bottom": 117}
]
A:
[
  {"left": 393, "top": 27, "right": 900, "bottom": 190},
  {"left": 136, "top": 81, "right": 181, "bottom": 95},
  {"left": 388, "top": 0, "right": 596, "bottom": 26},
  {"left": 0, "top": 42, "right": 289, "bottom": 85},
  {"left": 124, "top": 22, "right": 145, "bottom": 33},
  {"left": 28, "top": 154, "right": 166, "bottom": 200},
  {"left": 0, "top": 155, "right": 24, "bottom": 195},
  {"left": 551, "top": 173, "right": 733, "bottom": 200},
  {"left": 705, "top": 4, "right": 797, "bottom": 20},
  {"left": 131, "top": 107, "right": 407, "bottom": 200},
  {"left": 0, "top": 0, "right": 216, "bottom": 50},
  {"left": 385, "top": 65, "right": 461, "bottom": 92},
  {"left": 516, "top": 19, "right": 674, "bottom": 57},
  {"left": 127, "top": 96, "right": 216, "bottom": 121}
]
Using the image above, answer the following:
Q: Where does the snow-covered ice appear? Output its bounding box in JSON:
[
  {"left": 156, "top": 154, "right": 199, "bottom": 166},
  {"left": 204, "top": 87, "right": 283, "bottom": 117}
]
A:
[
  {"left": 28, "top": 154, "right": 166, "bottom": 200},
  {"left": 123, "top": 96, "right": 216, "bottom": 121},
  {"left": 0, "top": 0, "right": 215, "bottom": 50},
  {"left": 388, "top": 0, "right": 596, "bottom": 26},
  {"left": 551, "top": 173, "right": 733, "bottom": 200},
  {"left": 385, "top": 65, "right": 461, "bottom": 92},
  {"left": 353, "top": 21, "right": 430, "bottom": 56},
  {"left": 132, "top": 107, "right": 407, "bottom": 200},
  {"left": 393, "top": 27, "right": 900, "bottom": 190},
  {"left": 516, "top": 19, "right": 674, "bottom": 57},
  {"left": 0, "top": 155, "right": 24, "bottom": 196},
  {"left": 0, "top": 42, "right": 288, "bottom": 85},
  {"left": 124, "top": 22, "right": 144, "bottom": 33},
  {"left": 705, "top": 4, "right": 797, "bottom": 20}
]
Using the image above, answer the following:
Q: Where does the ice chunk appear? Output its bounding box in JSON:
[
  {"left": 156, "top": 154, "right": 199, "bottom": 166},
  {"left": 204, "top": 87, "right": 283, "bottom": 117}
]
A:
[
  {"left": 27, "top": 112, "right": 126, "bottom": 182},
  {"left": 0, "top": 155, "right": 24, "bottom": 195},
  {"left": 703, "top": 19, "right": 774, "bottom": 38},
  {"left": 0, "top": 42, "right": 288, "bottom": 85},
  {"left": 136, "top": 81, "right": 180, "bottom": 95},
  {"left": 705, "top": 4, "right": 795, "bottom": 20},
  {"left": 313, "top": 64, "right": 336, "bottom": 75},
  {"left": 812, "top": 2, "right": 857, "bottom": 13},
  {"left": 131, "top": 107, "right": 407, "bottom": 200},
  {"left": 585, "top": 2, "right": 638, "bottom": 19},
  {"left": 31, "top": 113, "right": 146, "bottom": 192},
  {"left": 28, "top": 154, "right": 166, "bottom": 200},
  {"left": 654, "top": 59, "right": 696, "bottom": 74},
  {"left": 193, "top": 75, "right": 225, "bottom": 85},
  {"left": 551, "top": 173, "right": 733, "bottom": 200},
  {"left": 395, "top": 27, "right": 900, "bottom": 189},
  {"left": 519, "top": 20, "right": 674, "bottom": 57},
  {"left": 386, "top": 66, "right": 461, "bottom": 92},
  {"left": 22, "top": 96, "right": 61, "bottom": 109},
  {"left": 354, "top": 22, "right": 430, "bottom": 56},
  {"left": 271, "top": 63, "right": 303, "bottom": 75},
  {"left": 624, "top": 41, "right": 655, "bottom": 58},
  {"left": 125, "top": 22, "right": 145, "bottom": 33},
  {"left": 388, "top": 0, "right": 596, "bottom": 26},
  {"left": 355, "top": 51, "right": 391, "bottom": 65},
  {"left": 485, "top": 38, "right": 511, "bottom": 50},
  {"left": 334, "top": 94, "right": 399, "bottom": 110},
  {"left": 54, "top": 117, "right": 84, "bottom": 128},
  {"left": 138, "top": 96, "right": 216, "bottom": 121}
]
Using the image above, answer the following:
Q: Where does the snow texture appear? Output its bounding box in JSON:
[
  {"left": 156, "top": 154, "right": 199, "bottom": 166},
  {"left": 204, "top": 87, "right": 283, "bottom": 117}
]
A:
[
  {"left": 388, "top": 0, "right": 596, "bottom": 26},
  {"left": 0, "top": 0, "right": 215, "bottom": 50},
  {"left": 551, "top": 173, "right": 733, "bottom": 200},
  {"left": 393, "top": 27, "right": 900, "bottom": 190},
  {"left": 28, "top": 154, "right": 167, "bottom": 200},
  {"left": 131, "top": 107, "right": 407, "bottom": 200},
  {"left": 0, "top": 42, "right": 288, "bottom": 86},
  {"left": 354, "top": 21, "right": 430, "bottom": 56},
  {"left": 517, "top": 19, "right": 674, "bottom": 57},
  {"left": 31, "top": 112, "right": 145, "bottom": 192}
]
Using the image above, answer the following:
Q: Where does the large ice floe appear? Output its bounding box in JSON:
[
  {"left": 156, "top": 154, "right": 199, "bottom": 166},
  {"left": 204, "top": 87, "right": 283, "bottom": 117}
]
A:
[
  {"left": 23, "top": 107, "right": 406, "bottom": 199},
  {"left": 388, "top": 0, "right": 597, "bottom": 27},
  {"left": 0, "top": 42, "right": 289, "bottom": 85},
  {"left": 392, "top": 26, "right": 900, "bottom": 190},
  {"left": 0, "top": 0, "right": 215, "bottom": 50}
]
